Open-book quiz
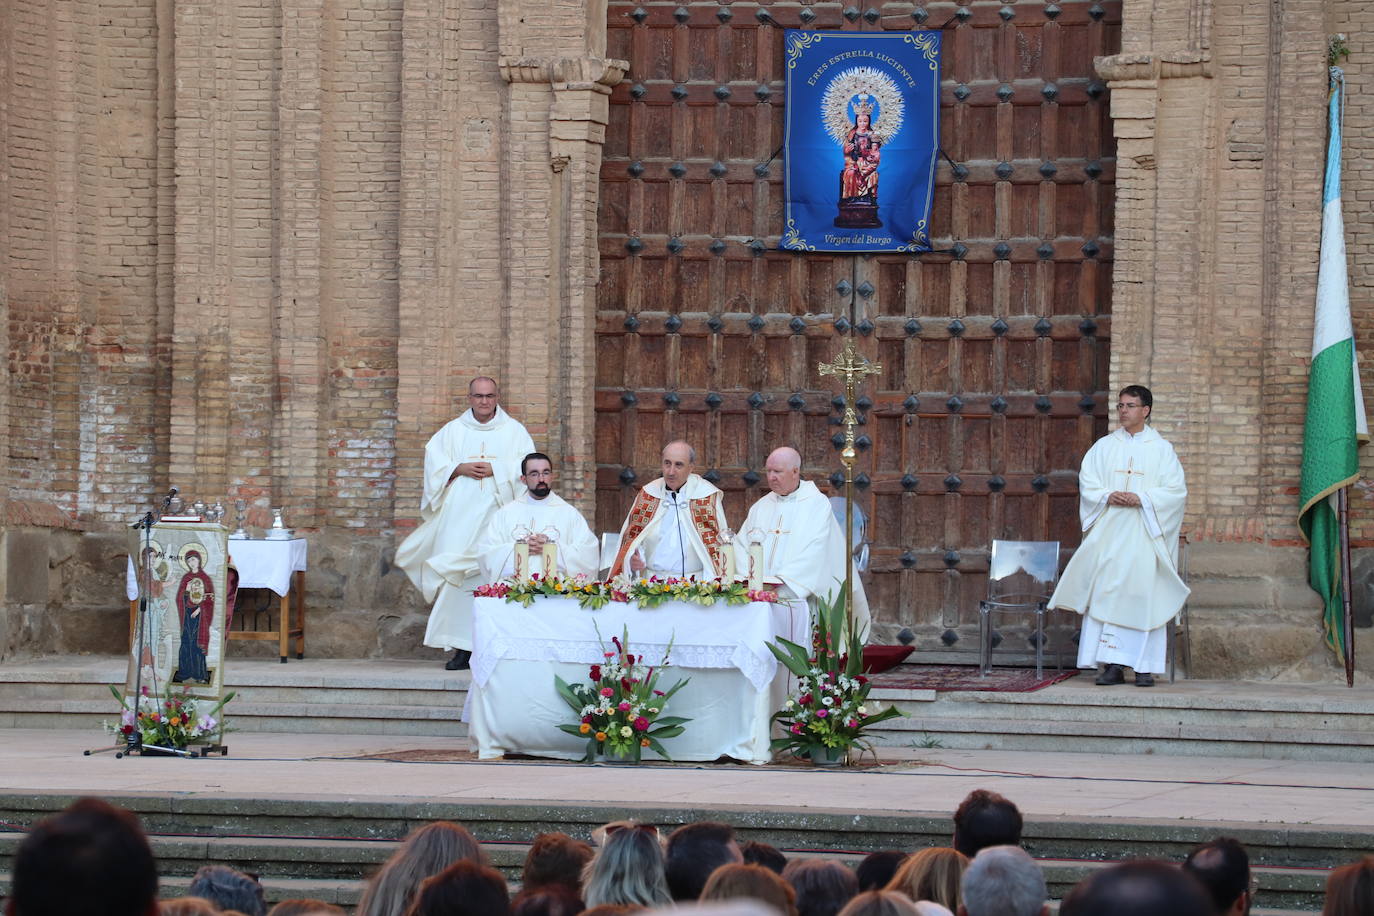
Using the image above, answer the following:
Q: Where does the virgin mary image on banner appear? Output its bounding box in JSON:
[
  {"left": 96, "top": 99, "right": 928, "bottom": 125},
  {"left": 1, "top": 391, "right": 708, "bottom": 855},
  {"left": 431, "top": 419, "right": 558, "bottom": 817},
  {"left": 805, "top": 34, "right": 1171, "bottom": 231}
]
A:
[
  {"left": 830, "top": 74, "right": 902, "bottom": 229},
  {"left": 783, "top": 31, "right": 940, "bottom": 253}
]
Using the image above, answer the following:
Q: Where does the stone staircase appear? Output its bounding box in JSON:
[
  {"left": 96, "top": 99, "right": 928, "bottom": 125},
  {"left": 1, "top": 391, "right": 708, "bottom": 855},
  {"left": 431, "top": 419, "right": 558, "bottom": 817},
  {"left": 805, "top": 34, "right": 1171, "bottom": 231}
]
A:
[
  {"left": 3, "top": 655, "right": 1374, "bottom": 762},
  {"left": 0, "top": 792, "right": 1347, "bottom": 912}
]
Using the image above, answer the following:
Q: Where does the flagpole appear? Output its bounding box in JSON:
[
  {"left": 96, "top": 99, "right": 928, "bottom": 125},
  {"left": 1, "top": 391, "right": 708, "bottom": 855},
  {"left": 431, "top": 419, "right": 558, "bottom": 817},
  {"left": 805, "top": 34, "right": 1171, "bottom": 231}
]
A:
[{"left": 1338, "top": 486, "right": 1355, "bottom": 687}]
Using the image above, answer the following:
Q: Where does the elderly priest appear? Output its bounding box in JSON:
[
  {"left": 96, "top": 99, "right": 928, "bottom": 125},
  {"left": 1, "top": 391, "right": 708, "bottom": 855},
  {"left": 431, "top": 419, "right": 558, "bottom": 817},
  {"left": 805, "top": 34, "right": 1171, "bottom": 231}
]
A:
[
  {"left": 475, "top": 452, "right": 599, "bottom": 581},
  {"left": 1048, "top": 385, "right": 1189, "bottom": 687},
  {"left": 735, "top": 447, "right": 871, "bottom": 641},
  {"left": 608, "top": 440, "right": 731, "bottom": 581}
]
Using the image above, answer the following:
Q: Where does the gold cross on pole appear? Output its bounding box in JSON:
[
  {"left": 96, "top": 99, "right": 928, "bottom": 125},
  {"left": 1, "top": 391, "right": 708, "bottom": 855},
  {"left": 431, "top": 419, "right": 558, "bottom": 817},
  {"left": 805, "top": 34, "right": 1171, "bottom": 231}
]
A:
[{"left": 816, "top": 335, "right": 881, "bottom": 639}]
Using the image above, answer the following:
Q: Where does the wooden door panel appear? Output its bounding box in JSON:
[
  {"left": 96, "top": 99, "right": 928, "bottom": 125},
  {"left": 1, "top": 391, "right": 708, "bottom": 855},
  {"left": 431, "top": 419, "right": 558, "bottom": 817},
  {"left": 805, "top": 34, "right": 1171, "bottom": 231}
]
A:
[{"left": 598, "top": 0, "right": 1118, "bottom": 660}]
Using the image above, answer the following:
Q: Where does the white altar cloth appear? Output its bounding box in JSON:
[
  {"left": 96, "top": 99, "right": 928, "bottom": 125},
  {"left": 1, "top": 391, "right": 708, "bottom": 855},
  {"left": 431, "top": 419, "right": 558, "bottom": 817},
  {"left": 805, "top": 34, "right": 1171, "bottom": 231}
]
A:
[
  {"left": 467, "top": 597, "right": 808, "bottom": 765},
  {"left": 127, "top": 537, "right": 308, "bottom": 599}
]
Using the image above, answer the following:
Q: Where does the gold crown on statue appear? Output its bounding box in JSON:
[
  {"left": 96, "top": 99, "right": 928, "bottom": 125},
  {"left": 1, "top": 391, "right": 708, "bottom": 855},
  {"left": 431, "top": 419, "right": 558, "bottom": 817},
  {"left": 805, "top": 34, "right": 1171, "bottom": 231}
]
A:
[{"left": 853, "top": 94, "right": 874, "bottom": 117}]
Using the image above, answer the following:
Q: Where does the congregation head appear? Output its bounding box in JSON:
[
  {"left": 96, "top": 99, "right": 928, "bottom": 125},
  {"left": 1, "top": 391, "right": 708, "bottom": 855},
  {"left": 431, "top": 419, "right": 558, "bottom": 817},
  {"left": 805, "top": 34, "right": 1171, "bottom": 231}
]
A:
[
  {"left": 700, "top": 863, "right": 799, "bottom": 916},
  {"left": 582, "top": 822, "right": 672, "bottom": 909},
  {"left": 405, "top": 859, "right": 510, "bottom": 916},
  {"left": 957, "top": 846, "right": 1046, "bottom": 916},
  {"left": 356, "top": 820, "right": 485, "bottom": 916},
  {"left": 265, "top": 901, "right": 346, "bottom": 916},
  {"left": 887, "top": 847, "right": 967, "bottom": 912},
  {"left": 1182, "top": 837, "right": 1251, "bottom": 916},
  {"left": 951, "top": 790, "right": 1023, "bottom": 859},
  {"left": 7, "top": 797, "right": 159, "bottom": 916},
  {"left": 781, "top": 857, "right": 859, "bottom": 916},
  {"left": 186, "top": 865, "right": 267, "bottom": 916},
  {"left": 509, "top": 886, "right": 583, "bottom": 916},
  {"left": 855, "top": 851, "right": 907, "bottom": 892},
  {"left": 835, "top": 890, "right": 923, "bottom": 916},
  {"left": 742, "top": 841, "right": 790, "bottom": 875},
  {"left": 522, "top": 831, "right": 593, "bottom": 895},
  {"left": 1058, "top": 859, "right": 1212, "bottom": 916},
  {"left": 665, "top": 821, "right": 743, "bottom": 901},
  {"left": 1322, "top": 855, "right": 1374, "bottom": 916}
]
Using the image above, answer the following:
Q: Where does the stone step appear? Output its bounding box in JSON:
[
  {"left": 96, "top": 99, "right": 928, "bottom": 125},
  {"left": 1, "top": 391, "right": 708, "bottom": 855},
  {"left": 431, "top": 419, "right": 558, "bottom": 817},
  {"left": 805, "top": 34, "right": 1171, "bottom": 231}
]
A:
[{"left": 3, "top": 656, "right": 1374, "bottom": 761}]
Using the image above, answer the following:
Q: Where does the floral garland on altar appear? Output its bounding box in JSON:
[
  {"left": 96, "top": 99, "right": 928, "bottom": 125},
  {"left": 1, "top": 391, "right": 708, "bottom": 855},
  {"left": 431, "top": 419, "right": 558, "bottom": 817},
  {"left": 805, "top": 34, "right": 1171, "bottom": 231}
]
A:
[{"left": 476, "top": 574, "right": 779, "bottom": 610}]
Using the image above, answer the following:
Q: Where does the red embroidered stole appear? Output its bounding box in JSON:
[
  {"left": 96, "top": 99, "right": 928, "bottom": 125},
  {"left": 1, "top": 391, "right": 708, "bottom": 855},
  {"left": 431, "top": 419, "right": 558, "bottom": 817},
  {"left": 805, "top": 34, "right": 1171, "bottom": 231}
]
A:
[{"left": 609, "top": 487, "right": 726, "bottom": 579}]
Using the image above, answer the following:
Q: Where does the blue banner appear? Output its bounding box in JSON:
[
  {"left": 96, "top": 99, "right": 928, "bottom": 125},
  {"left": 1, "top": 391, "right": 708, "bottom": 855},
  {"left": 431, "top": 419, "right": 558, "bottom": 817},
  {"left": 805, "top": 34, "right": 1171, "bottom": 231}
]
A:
[{"left": 782, "top": 31, "right": 941, "bottom": 253}]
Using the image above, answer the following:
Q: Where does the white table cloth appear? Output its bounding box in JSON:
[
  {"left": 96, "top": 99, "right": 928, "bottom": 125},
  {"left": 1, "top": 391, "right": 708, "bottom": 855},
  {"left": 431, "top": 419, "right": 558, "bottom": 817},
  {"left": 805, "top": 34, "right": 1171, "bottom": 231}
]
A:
[
  {"left": 467, "top": 597, "right": 809, "bottom": 765},
  {"left": 127, "top": 537, "right": 308, "bottom": 599}
]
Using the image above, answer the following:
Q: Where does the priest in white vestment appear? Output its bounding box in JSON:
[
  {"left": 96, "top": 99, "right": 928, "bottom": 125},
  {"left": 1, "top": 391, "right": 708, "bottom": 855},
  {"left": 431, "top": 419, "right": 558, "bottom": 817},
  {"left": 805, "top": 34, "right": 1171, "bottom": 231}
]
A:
[
  {"left": 475, "top": 452, "right": 600, "bottom": 581},
  {"left": 735, "top": 447, "right": 871, "bottom": 642},
  {"left": 608, "top": 440, "right": 732, "bottom": 580},
  {"left": 395, "top": 377, "right": 535, "bottom": 669},
  {"left": 1048, "top": 385, "right": 1189, "bottom": 686}
]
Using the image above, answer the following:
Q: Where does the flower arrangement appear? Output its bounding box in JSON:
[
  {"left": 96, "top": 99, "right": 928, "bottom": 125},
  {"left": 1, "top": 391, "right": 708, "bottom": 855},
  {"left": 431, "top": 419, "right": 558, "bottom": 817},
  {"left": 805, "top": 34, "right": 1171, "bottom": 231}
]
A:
[
  {"left": 768, "top": 592, "right": 903, "bottom": 765},
  {"left": 477, "top": 574, "right": 779, "bottom": 611},
  {"left": 476, "top": 574, "right": 627, "bottom": 609},
  {"left": 554, "top": 626, "right": 691, "bottom": 762},
  {"left": 105, "top": 685, "right": 234, "bottom": 749}
]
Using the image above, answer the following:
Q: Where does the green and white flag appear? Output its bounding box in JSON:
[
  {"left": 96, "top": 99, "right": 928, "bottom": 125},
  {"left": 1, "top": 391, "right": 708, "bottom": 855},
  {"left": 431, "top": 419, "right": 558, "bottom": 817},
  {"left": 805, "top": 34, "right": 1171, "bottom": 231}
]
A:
[{"left": 1298, "top": 67, "right": 1368, "bottom": 662}]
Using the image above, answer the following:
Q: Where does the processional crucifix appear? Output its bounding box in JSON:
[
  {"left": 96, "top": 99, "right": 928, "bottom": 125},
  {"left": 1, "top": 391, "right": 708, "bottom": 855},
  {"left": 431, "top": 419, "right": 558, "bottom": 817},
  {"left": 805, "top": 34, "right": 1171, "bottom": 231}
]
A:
[{"left": 818, "top": 336, "right": 882, "bottom": 636}]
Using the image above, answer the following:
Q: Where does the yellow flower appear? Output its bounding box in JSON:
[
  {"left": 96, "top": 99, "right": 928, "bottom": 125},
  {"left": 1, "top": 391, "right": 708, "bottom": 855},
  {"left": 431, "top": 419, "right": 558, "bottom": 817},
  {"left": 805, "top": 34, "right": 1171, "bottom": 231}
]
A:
[{"left": 580, "top": 723, "right": 591, "bottom": 734}]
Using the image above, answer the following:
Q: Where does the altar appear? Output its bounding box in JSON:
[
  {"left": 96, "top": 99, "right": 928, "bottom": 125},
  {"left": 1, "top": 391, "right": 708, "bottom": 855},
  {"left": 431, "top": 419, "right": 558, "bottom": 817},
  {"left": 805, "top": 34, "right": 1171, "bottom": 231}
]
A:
[{"left": 466, "top": 596, "right": 809, "bottom": 764}]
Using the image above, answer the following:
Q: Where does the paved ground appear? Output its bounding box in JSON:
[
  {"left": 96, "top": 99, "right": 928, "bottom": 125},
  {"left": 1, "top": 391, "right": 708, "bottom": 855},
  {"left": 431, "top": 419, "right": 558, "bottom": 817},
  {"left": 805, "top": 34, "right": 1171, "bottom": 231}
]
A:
[{"left": 5, "top": 728, "right": 1371, "bottom": 828}]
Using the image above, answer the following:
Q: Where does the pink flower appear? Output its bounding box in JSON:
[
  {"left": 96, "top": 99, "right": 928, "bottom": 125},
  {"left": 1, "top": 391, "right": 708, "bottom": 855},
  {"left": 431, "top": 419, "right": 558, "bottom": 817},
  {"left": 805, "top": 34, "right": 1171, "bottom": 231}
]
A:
[
  {"left": 599, "top": 687, "right": 614, "bottom": 697},
  {"left": 816, "top": 709, "right": 828, "bottom": 718},
  {"left": 798, "top": 694, "right": 813, "bottom": 706},
  {"left": 633, "top": 716, "right": 650, "bottom": 731},
  {"left": 790, "top": 724, "right": 803, "bottom": 735},
  {"left": 618, "top": 701, "right": 632, "bottom": 712},
  {"left": 653, "top": 689, "right": 665, "bottom": 697}
]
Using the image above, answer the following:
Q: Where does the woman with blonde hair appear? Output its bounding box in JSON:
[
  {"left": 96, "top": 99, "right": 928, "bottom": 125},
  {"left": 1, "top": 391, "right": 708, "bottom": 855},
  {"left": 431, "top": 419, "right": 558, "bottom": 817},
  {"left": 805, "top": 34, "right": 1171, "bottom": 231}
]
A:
[
  {"left": 581, "top": 823, "right": 672, "bottom": 909},
  {"left": 356, "top": 821, "right": 486, "bottom": 916},
  {"left": 886, "top": 847, "right": 968, "bottom": 912},
  {"left": 701, "top": 863, "right": 799, "bottom": 916}
]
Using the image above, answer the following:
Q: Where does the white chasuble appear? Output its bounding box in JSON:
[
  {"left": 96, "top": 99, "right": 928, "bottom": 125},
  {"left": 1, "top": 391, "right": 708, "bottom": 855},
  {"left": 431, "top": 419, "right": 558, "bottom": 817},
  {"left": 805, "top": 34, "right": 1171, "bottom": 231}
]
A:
[
  {"left": 736, "top": 480, "right": 871, "bottom": 644},
  {"left": 610, "top": 474, "right": 731, "bottom": 580},
  {"left": 1049, "top": 426, "right": 1189, "bottom": 671},
  {"left": 476, "top": 492, "right": 600, "bottom": 582},
  {"left": 395, "top": 406, "right": 535, "bottom": 651}
]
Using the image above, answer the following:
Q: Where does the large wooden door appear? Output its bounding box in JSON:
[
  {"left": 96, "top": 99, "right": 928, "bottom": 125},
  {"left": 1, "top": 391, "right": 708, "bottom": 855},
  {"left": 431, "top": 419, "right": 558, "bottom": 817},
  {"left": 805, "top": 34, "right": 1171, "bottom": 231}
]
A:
[{"left": 596, "top": 0, "right": 1117, "bottom": 659}]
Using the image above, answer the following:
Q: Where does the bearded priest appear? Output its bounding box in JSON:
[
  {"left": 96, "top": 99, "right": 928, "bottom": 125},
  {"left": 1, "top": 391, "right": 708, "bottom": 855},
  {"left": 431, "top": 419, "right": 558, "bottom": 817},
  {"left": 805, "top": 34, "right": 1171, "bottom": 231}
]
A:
[
  {"left": 1048, "top": 385, "right": 1189, "bottom": 687},
  {"left": 475, "top": 452, "right": 600, "bottom": 581},
  {"left": 396, "top": 377, "right": 535, "bottom": 670},
  {"left": 734, "top": 446, "right": 871, "bottom": 642},
  {"left": 608, "top": 440, "right": 731, "bottom": 581}
]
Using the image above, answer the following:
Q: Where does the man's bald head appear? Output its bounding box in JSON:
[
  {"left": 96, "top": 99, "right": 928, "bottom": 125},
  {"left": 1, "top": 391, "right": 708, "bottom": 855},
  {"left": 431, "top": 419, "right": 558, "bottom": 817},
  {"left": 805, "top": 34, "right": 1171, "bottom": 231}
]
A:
[
  {"left": 764, "top": 447, "right": 802, "bottom": 496},
  {"left": 661, "top": 441, "right": 696, "bottom": 492}
]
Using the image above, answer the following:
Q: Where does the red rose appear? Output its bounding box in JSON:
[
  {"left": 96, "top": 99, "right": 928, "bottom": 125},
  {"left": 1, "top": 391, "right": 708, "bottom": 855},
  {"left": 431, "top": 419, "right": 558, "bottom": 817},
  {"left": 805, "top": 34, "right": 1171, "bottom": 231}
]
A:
[
  {"left": 799, "top": 694, "right": 813, "bottom": 706},
  {"left": 589, "top": 664, "right": 602, "bottom": 681}
]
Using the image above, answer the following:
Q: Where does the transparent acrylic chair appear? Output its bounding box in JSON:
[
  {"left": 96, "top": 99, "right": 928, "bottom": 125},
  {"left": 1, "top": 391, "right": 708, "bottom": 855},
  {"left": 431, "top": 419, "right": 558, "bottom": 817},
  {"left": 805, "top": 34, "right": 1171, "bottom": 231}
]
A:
[{"left": 978, "top": 540, "right": 1062, "bottom": 678}]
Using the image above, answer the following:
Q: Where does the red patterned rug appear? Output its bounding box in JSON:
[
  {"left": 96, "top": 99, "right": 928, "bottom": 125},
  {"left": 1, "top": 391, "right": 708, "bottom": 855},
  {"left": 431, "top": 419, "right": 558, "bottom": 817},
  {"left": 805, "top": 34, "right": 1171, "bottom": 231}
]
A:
[{"left": 868, "top": 665, "right": 1079, "bottom": 692}]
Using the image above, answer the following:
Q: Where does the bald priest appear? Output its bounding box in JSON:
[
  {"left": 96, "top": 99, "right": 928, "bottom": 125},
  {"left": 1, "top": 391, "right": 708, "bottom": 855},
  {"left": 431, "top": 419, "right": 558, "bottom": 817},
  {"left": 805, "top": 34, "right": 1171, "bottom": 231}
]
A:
[{"left": 735, "top": 447, "right": 871, "bottom": 642}]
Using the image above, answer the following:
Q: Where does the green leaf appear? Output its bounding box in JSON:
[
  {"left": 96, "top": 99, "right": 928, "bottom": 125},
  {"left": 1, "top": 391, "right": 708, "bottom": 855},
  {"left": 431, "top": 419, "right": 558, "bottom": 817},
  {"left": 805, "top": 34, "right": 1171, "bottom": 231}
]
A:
[
  {"left": 650, "top": 725, "right": 685, "bottom": 739},
  {"left": 646, "top": 736, "right": 675, "bottom": 762},
  {"left": 650, "top": 715, "right": 691, "bottom": 728},
  {"left": 553, "top": 675, "right": 587, "bottom": 713}
]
